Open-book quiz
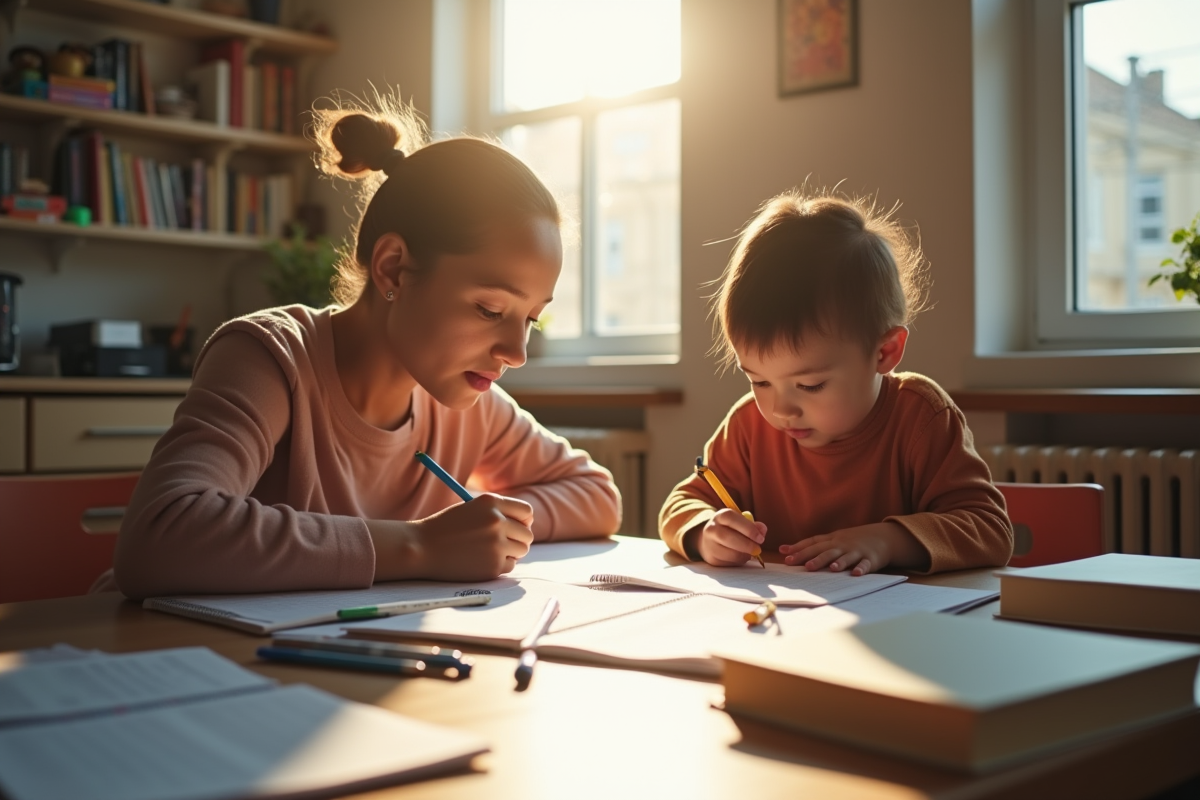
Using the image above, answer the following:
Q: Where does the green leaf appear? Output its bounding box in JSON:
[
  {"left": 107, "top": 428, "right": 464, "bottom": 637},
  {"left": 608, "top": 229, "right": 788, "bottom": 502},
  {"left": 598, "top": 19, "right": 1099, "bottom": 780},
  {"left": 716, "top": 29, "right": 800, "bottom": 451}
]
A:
[
  {"left": 1148, "top": 274, "right": 1162, "bottom": 286},
  {"left": 1172, "top": 228, "right": 1188, "bottom": 244}
]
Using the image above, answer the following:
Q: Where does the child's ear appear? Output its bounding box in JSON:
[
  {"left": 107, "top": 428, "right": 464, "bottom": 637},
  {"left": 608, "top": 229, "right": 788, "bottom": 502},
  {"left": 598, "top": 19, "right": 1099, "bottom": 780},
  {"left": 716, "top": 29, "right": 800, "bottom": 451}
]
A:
[
  {"left": 875, "top": 326, "right": 909, "bottom": 374},
  {"left": 369, "top": 233, "right": 416, "bottom": 302}
]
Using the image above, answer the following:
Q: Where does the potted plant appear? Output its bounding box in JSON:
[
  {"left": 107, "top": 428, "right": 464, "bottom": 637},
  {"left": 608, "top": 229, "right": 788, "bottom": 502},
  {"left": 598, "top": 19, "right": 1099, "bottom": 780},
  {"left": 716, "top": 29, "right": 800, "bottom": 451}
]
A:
[
  {"left": 1149, "top": 212, "right": 1200, "bottom": 304},
  {"left": 263, "top": 225, "right": 340, "bottom": 308}
]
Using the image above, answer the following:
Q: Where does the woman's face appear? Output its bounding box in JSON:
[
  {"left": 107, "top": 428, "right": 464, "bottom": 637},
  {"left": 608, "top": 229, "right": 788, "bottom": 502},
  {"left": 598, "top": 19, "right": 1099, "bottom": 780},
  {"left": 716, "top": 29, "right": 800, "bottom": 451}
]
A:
[{"left": 388, "top": 217, "right": 561, "bottom": 409}]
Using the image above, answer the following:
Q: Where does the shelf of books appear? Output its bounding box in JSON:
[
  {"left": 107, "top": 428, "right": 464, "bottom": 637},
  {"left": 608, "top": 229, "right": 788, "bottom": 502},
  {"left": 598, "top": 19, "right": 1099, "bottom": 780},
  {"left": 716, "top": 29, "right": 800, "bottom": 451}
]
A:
[
  {"left": 24, "top": 0, "right": 337, "bottom": 58},
  {"left": 0, "top": 94, "right": 313, "bottom": 154},
  {"left": 0, "top": 214, "right": 267, "bottom": 250}
]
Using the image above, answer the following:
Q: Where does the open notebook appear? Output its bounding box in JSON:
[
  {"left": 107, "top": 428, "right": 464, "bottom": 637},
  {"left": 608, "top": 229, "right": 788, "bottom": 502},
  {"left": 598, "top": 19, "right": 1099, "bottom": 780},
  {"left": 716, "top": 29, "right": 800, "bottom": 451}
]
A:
[
  {"left": 349, "top": 580, "right": 998, "bottom": 678},
  {"left": 0, "top": 647, "right": 488, "bottom": 800},
  {"left": 586, "top": 562, "right": 908, "bottom": 606}
]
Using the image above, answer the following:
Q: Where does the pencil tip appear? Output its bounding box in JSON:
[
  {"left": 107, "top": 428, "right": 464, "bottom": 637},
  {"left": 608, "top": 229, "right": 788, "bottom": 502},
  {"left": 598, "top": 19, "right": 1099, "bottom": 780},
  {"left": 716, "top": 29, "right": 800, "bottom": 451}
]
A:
[{"left": 695, "top": 456, "right": 705, "bottom": 470}]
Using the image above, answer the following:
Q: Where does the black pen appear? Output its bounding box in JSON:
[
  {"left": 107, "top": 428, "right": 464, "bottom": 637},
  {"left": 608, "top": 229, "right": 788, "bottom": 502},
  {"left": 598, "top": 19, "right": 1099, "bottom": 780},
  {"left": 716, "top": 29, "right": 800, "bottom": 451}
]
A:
[
  {"left": 514, "top": 597, "right": 560, "bottom": 692},
  {"left": 257, "top": 646, "right": 472, "bottom": 680},
  {"left": 271, "top": 634, "right": 469, "bottom": 669}
]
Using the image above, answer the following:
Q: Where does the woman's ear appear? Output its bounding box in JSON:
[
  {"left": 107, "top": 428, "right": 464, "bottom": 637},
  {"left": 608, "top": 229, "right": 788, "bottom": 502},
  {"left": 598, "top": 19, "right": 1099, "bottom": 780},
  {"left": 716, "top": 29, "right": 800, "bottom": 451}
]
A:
[
  {"left": 369, "top": 233, "right": 414, "bottom": 302},
  {"left": 876, "top": 326, "right": 909, "bottom": 374}
]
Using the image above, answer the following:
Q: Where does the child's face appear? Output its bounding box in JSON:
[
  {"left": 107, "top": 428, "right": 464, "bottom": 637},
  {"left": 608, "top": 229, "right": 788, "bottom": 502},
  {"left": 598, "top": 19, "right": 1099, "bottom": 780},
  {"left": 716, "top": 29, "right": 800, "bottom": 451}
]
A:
[
  {"left": 735, "top": 328, "right": 906, "bottom": 449},
  {"left": 391, "top": 217, "right": 561, "bottom": 409}
]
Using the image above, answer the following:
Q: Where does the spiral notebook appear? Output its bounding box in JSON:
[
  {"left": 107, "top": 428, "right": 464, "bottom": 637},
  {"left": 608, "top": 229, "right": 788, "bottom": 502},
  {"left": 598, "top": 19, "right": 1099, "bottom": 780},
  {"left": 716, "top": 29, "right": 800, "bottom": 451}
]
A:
[
  {"left": 351, "top": 580, "right": 999, "bottom": 677},
  {"left": 143, "top": 578, "right": 523, "bottom": 634}
]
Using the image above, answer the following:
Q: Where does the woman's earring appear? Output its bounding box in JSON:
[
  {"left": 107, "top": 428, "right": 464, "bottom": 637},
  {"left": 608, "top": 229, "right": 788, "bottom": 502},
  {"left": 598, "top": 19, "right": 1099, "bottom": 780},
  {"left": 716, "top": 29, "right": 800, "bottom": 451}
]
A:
[{"left": 386, "top": 291, "right": 394, "bottom": 301}]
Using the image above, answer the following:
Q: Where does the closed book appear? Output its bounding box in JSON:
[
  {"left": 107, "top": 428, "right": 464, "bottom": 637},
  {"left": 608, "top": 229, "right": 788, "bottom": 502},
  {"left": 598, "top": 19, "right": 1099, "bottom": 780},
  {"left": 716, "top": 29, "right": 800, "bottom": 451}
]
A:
[
  {"left": 244, "top": 64, "right": 260, "bottom": 130},
  {"left": 48, "top": 85, "right": 113, "bottom": 110},
  {"left": 145, "top": 158, "right": 168, "bottom": 229},
  {"left": 48, "top": 74, "right": 115, "bottom": 93},
  {"left": 998, "top": 553, "right": 1200, "bottom": 637},
  {"left": 185, "top": 60, "right": 230, "bottom": 126},
  {"left": 106, "top": 141, "right": 128, "bottom": 225},
  {"left": 280, "top": 64, "right": 295, "bottom": 134},
  {"left": 199, "top": 40, "right": 243, "bottom": 127},
  {"left": 168, "top": 163, "right": 188, "bottom": 229},
  {"left": 1, "top": 194, "right": 66, "bottom": 215},
  {"left": 157, "top": 162, "right": 177, "bottom": 229},
  {"left": 121, "top": 153, "right": 140, "bottom": 227},
  {"left": 0, "top": 142, "right": 11, "bottom": 196},
  {"left": 261, "top": 61, "right": 279, "bottom": 132},
  {"left": 717, "top": 612, "right": 1200, "bottom": 772},
  {"left": 94, "top": 39, "right": 129, "bottom": 110},
  {"left": 135, "top": 41, "right": 155, "bottom": 115},
  {"left": 133, "top": 157, "right": 155, "bottom": 228}
]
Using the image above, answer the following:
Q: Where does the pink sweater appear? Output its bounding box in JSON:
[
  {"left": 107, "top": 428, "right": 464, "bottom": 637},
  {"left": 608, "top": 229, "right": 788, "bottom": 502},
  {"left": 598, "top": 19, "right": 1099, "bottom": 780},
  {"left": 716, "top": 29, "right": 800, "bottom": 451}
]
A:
[{"left": 110, "top": 306, "right": 621, "bottom": 598}]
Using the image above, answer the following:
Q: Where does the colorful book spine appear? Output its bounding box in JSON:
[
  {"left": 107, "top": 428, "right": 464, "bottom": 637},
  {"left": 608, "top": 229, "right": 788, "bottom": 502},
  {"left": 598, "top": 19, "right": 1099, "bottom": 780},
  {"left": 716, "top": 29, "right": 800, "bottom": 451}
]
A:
[
  {"left": 107, "top": 141, "right": 128, "bottom": 225},
  {"left": 280, "top": 65, "right": 295, "bottom": 135},
  {"left": 48, "top": 85, "right": 114, "bottom": 110}
]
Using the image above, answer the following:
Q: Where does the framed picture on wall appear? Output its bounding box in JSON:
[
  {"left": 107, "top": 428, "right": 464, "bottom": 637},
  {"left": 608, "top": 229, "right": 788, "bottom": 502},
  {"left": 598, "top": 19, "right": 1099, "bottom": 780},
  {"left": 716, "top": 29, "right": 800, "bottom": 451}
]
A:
[{"left": 778, "top": 0, "right": 858, "bottom": 97}]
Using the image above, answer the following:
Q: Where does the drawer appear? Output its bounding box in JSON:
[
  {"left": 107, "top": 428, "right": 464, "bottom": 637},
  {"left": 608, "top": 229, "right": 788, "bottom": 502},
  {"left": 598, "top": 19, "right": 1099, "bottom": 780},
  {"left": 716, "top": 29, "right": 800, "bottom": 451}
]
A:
[
  {"left": 0, "top": 397, "right": 25, "bottom": 473},
  {"left": 31, "top": 397, "right": 180, "bottom": 472}
]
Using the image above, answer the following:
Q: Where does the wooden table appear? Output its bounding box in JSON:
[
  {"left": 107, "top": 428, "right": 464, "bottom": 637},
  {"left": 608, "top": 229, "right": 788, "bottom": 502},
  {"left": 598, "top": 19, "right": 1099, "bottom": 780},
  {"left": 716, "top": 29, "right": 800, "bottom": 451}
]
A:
[{"left": 1, "top": 541, "right": 1197, "bottom": 800}]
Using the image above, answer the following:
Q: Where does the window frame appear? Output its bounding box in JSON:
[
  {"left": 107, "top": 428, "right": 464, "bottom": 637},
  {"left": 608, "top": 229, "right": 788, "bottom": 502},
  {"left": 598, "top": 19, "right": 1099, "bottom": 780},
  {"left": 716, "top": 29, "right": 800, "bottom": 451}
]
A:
[
  {"left": 470, "top": 0, "right": 682, "bottom": 360},
  {"left": 1031, "top": 0, "right": 1200, "bottom": 345}
]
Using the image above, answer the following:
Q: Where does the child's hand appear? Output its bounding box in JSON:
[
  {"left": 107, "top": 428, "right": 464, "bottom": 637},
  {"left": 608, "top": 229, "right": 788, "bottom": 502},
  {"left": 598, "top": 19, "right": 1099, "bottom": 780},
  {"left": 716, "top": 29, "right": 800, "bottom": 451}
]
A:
[
  {"left": 779, "top": 522, "right": 926, "bottom": 576},
  {"left": 695, "top": 509, "right": 768, "bottom": 567},
  {"left": 371, "top": 494, "right": 535, "bottom": 582}
]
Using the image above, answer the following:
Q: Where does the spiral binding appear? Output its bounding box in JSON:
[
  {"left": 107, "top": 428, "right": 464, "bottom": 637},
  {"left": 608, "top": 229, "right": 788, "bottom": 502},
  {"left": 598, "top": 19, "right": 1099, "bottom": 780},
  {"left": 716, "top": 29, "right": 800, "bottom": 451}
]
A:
[{"left": 149, "top": 600, "right": 242, "bottom": 621}]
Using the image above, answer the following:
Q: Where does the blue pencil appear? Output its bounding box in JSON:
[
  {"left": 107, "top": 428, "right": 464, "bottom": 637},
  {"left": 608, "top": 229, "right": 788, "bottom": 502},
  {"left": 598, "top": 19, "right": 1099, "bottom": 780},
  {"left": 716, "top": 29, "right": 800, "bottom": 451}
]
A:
[{"left": 415, "top": 450, "right": 474, "bottom": 503}]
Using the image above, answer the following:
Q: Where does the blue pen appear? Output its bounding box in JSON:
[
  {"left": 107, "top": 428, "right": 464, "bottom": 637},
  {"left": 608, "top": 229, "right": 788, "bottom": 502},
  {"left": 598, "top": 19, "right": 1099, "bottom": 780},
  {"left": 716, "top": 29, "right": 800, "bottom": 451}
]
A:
[
  {"left": 415, "top": 450, "right": 474, "bottom": 502},
  {"left": 256, "top": 646, "right": 472, "bottom": 680}
]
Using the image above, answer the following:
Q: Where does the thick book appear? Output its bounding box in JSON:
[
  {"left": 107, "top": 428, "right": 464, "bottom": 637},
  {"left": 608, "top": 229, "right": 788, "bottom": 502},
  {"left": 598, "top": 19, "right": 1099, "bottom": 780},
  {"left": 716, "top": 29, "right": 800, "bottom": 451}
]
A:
[
  {"left": 998, "top": 553, "right": 1200, "bottom": 637},
  {"left": 716, "top": 612, "right": 1200, "bottom": 772},
  {"left": 0, "top": 647, "right": 488, "bottom": 800},
  {"left": 185, "top": 59, "right": 230, "bottom": 126},
  {"left": 199, "top": 40, "right": 243, "bottom": 127}
]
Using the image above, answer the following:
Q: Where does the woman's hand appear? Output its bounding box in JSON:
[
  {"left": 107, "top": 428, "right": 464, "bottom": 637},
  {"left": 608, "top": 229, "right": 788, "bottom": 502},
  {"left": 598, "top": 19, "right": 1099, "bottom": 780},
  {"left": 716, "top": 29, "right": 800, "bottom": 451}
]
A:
[
  {"left": 368, "top": 493, "right": 535, "bottom": 581},
  {"left": 690, "top": 508, "right": 768, "bottom": 567},
  {"left": 778, "top": 522, "right": 927, "bottom": 576}
]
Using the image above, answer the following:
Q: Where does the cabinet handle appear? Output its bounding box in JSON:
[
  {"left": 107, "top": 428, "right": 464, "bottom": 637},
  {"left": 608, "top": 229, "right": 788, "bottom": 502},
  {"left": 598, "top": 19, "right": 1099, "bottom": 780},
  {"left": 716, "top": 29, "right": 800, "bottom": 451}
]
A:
[{"left": 85, "top": 426, "right": 171, "bottom": 437}]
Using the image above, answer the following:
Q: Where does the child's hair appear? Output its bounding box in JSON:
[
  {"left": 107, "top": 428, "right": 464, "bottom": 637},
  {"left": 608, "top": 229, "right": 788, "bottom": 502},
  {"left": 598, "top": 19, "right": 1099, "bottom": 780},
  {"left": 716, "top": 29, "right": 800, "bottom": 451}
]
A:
[
  {"left": 711, "top": 188, "right": 929, "bottom": 369},
  {"left": 310, "top": 94, "right": 560, "bottom": 306}
]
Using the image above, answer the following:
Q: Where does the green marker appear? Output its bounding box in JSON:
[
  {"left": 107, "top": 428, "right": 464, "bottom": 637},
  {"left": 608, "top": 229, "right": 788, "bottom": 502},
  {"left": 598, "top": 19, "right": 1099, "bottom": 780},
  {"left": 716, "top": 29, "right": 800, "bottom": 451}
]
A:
[{"left": 336, "top": 593, "right": 491, "bottom": 620}]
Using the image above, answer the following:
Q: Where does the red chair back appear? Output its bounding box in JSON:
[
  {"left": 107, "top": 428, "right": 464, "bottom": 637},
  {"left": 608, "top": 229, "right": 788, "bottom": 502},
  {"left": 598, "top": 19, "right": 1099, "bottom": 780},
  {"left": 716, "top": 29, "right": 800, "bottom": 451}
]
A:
[
  {"left": 997, "top": 482, "right": 1104, "bottom": 567},
  {"left": 0, "top": 473, "right": 140, "bottom": 603}
]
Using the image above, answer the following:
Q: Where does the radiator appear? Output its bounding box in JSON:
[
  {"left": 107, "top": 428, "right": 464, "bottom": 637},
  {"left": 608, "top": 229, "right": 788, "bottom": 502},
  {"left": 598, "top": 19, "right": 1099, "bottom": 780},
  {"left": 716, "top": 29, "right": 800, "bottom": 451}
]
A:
[
  {"left": 981, "top": 445, "right": 1200, "bottom": 558},
  {"left": 549, "top": 428, "right": 651, "bottom": 537}
]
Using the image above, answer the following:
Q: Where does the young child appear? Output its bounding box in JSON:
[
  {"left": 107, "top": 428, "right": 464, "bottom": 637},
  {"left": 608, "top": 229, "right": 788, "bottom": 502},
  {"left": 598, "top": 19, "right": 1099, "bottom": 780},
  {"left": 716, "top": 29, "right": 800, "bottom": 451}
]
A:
[
  {"left": 660, "top": 190, "right": 1012, "bottom": 575},
  {"left": 110, "top": 99, "right": 620, "bottom": 598}
]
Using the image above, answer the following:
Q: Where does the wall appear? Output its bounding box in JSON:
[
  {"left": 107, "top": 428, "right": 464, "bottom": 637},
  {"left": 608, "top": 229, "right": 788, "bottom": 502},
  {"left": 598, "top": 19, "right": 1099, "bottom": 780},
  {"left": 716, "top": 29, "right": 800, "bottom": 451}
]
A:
[{"left": 644, "top": 0, "right": 977, "bottom": 524}]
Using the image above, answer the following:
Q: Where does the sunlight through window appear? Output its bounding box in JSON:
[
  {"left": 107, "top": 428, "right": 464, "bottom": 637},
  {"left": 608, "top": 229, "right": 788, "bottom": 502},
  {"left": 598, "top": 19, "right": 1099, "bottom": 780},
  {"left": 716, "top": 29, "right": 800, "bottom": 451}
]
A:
[{"left": 498, "top": 0, "right": 681, "bottom": 113}]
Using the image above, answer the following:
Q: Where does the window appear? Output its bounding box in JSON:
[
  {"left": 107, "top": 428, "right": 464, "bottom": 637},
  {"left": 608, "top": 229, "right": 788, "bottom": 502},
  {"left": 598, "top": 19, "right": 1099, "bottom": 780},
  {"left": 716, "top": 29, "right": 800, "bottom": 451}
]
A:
[
  {"left": 1032, "top": 0, "right": 1200, "bottom": 343},
  {"left": 484, "top": 0, "right": 681, "bottom": 358}
]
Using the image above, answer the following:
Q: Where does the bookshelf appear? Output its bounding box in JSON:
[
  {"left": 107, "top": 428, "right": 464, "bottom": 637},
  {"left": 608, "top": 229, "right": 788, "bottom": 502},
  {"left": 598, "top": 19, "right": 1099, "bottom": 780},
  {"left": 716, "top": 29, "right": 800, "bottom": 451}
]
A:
[
  {"left": 24, "top": 0, "right": 337, "bottom": 58},
  {"left": 0, "top": 0, "right": 336, "bottom": 252}
]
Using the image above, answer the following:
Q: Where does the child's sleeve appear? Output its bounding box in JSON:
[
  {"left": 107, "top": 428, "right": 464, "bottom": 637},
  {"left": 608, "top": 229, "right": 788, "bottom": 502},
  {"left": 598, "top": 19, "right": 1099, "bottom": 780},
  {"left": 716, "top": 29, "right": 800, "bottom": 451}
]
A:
[
  {"left": 885, "top": 405, "right": 1014, "bottom": 573},
  {"left": 658, "top": 399, "right": 755, "bottom": 559},
  {"left": 467, "top": 388, "right": 621, "bottom": 542},
  {"left": 113, "top": 330, "right": 375, "bottom": 599}
]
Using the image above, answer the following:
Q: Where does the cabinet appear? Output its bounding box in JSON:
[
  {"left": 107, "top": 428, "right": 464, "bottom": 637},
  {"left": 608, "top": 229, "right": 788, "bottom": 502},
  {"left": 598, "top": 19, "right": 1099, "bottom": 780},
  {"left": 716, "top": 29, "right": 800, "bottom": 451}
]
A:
[{"left": 0, "top": 0, "right": 336, "bottom": 260}]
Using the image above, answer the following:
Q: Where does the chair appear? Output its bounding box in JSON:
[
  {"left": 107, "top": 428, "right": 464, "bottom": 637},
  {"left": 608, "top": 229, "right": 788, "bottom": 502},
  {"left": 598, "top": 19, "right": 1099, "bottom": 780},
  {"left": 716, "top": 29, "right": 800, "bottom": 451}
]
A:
[
  {"left": 0, "top": 472, "right": 141, "bottom": 603},
  {"left": 996, "top": 482, "right": 1104, "bottom": 568}
]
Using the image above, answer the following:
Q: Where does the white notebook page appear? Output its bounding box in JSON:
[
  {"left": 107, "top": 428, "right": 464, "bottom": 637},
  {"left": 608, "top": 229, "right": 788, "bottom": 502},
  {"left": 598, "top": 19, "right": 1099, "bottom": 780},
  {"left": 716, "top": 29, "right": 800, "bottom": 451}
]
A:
[
  {"left": 0, "top": 684, "right": 488, "bottom": 800},
  {"left": 0, "top": 647, "right": 272, "bottom": 726},
  {"left": 348, "top": 580, "right": 687, "bottom": 649},
  {"left": 591, "top": 563, "right": 907, "bottom": 606}
]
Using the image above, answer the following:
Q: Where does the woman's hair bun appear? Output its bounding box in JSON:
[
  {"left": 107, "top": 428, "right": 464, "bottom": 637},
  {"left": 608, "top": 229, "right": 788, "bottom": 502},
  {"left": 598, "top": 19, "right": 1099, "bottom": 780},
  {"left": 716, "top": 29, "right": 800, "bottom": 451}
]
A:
[{"left": 310, "top": 90, "right": 427, "bottom": 182}]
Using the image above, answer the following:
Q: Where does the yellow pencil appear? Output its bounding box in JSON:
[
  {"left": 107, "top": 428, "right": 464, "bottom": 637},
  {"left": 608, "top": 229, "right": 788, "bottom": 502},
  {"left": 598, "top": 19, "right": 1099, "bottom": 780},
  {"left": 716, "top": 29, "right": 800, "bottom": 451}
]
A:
[{"left": 694, "top": 457, "right": 765, "bottom": 568}]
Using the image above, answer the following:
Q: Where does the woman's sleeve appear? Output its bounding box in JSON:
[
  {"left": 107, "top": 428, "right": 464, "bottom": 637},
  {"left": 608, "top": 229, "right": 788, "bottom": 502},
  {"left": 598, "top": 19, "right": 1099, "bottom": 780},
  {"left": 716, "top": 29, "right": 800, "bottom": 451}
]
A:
[
  {"left": 113, "top": 331, "right": 375, "bottom": 599},
  {"left": 884, "top": 406, "right": 1015, "bottom": 573},
  {"left": 467, "top": 389, "right": 621, "bottom": 541}
]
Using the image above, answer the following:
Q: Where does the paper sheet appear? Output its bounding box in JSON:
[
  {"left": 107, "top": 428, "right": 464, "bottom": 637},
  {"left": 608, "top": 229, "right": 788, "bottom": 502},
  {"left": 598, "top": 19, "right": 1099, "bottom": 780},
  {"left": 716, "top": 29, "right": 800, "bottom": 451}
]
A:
[
  {"left": 589, "top": 562, "right": 908, "bottom": 606},
  {"left": 0, "top": 647, "right": 273, "bottom": 726},
  {"left": 0, "top": 684, "right": 487, "bottom": 800}
]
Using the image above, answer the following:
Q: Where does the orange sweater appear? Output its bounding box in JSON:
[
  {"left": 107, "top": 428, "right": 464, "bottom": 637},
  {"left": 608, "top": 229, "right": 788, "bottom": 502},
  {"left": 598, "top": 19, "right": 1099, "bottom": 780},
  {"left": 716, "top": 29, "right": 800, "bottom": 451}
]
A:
[{"left": 659, "top": 372, "right": 1012, "bottom": 573}]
